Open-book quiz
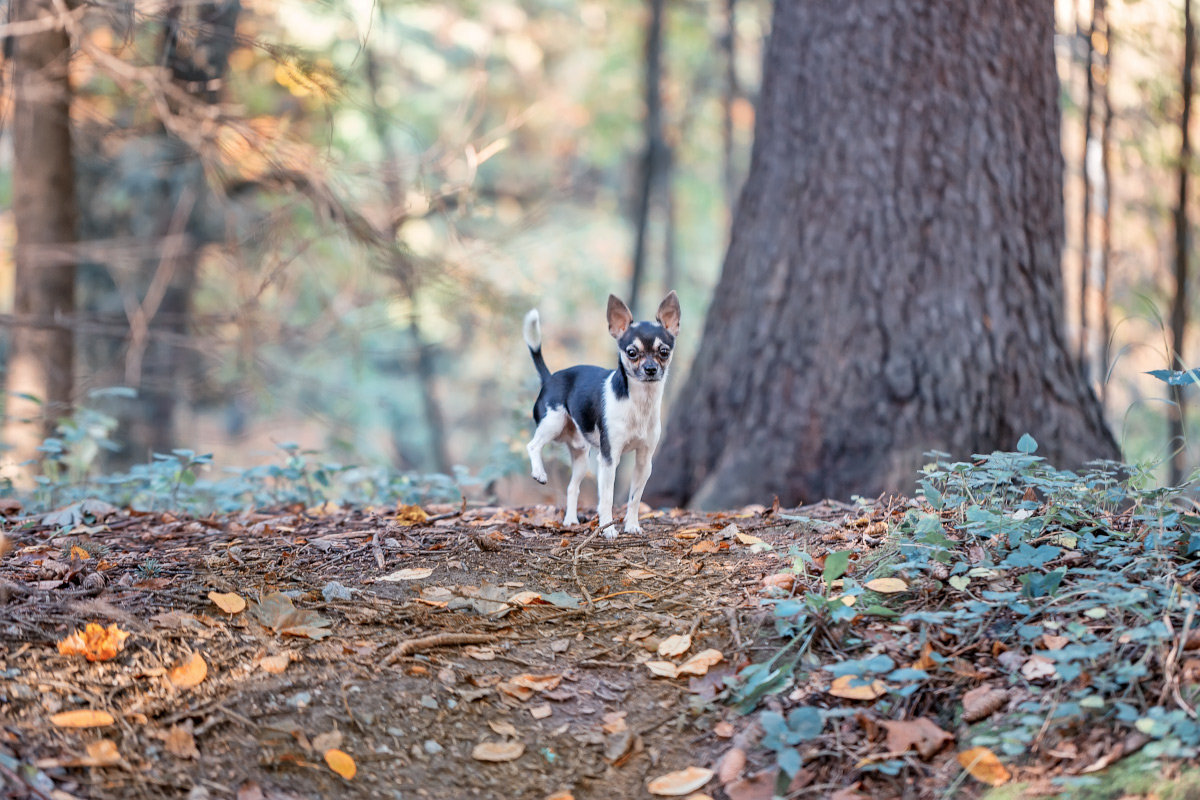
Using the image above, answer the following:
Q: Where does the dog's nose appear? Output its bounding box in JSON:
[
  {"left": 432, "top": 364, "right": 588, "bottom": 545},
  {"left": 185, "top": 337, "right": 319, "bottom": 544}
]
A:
[{"left": 644, "top": 364, "right": 658, "bottom": 377}]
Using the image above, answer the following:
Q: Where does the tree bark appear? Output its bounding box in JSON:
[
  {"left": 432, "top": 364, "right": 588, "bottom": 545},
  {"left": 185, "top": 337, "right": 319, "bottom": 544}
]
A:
[
  {"left": 1079, "top": 0, "right": 1095, "bottom": 373},
  {"left": 1098, "top": 0, "right": 1113, "bottom": 405},
  {"left": 1170, "top": 0, "right": 1195, "bottom": 485},
  {"left": 648, "top": 0, "right": 1118, "bottom": 508},
  {"left": 629, "top": 0, "right": 666, "bottom": 317},
  {"left": 3, "top": 0, "right": 78, "bottom": 469}
]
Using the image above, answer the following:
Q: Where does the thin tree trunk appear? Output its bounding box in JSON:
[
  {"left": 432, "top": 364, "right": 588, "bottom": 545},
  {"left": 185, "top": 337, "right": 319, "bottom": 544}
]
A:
[
  {"left": 648, "top": 0, "right": 1117, "bottom": 508},
  {"left": 629, "top": 0, "right": 666, "bottom": 316},
  {"left": 363, "top": 47, "right": 451, "bottom": 475},
  {"left": 3, "top": 0, "right": 78, "bottom": 473},
  {"left": 721, "top": 0, "right": 738, "bottom": 221},
  {"left": 1079, "top": 0, "right": 1096, "bottom": 372},
  {"left": 1170, "top": 0, "right": 1195, "bottom": 485},
  {"left": 1098, "top": 0, "right": 1113, "bottom": 405}
]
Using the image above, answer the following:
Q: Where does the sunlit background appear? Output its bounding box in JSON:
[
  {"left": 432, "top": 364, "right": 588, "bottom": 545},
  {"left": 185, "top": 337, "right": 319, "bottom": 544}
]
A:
[{"left": 0, "top": 0, "right": 1197, "bottom": 497}]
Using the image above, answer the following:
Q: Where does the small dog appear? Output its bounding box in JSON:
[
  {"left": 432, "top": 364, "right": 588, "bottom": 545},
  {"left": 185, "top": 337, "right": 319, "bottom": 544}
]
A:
[{"left": 523, "top": 292, "right": 681, "bottom": 538}]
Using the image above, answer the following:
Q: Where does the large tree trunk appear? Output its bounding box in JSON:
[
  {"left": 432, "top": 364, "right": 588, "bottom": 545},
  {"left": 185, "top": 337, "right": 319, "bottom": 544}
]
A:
[
  {"left": 3, "top": 0, "right": 78, "bottom": 469},
  {"left": 649, "top": 0, "right": 1118, "bottom": 509},
  {"left": 1170, "top": 0, "right": 1195, "bottom": 485}
]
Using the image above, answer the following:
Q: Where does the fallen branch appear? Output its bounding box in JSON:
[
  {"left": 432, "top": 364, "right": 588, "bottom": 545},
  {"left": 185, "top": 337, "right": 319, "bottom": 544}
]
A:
[{"left": 383, "top": 632, "right": 498, "bottom": 664}]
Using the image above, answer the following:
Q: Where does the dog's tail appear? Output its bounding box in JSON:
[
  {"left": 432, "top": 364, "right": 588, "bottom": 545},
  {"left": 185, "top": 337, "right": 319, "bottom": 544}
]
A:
[{"left": 524, "top": 309, "right": 551, "bottom": 384}]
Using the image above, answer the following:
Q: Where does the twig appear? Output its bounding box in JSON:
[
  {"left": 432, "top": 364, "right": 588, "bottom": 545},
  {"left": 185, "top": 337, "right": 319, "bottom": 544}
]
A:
[
  {"left": 370, "top": 531, "right": 385, "bottom": 570},
  {"left": 382, "top": 632, "right": 498, "bottom": 665},
  {"left": 724, "top": 607, "right": 744, "bottom": 651},
  {"left": 590, "top": 590, "right": 656, "bottom": 603},
  {"left": 572, "top": 529, "right": 600, "bottom": 611}
]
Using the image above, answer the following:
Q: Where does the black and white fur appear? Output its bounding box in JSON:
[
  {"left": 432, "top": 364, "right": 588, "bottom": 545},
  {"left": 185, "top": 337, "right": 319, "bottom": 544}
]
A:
[{"left": 524, "top": 292, "right": 681, "bottom": 539}]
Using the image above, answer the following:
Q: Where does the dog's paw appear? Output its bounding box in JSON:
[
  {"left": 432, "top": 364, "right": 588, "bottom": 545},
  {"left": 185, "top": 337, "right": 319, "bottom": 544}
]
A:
[
  {"left": 601, "top": 524, "right": 620, "bottom": 540},
  {"left": 563, "top": 514, "right": 580, "bottom": 526},
  {"left": 530, "top": 469, "right": 548, "bottom": 484},
  {"left": 623, "top": 520, "right": 643, "bottom": 535}
]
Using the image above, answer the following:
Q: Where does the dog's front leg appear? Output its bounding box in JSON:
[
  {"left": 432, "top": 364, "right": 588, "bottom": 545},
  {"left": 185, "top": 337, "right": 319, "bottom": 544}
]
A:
[
  {"left": 623, "top": 446, "right": 653, "bottom": 534},
  {"left": 596, "top": 455, "right": 618, "bottom": 539}
]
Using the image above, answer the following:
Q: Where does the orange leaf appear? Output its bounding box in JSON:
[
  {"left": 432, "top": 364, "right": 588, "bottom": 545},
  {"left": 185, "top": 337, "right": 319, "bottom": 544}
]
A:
[
  {"left": 260, "top": 653, "right": 291, "bottom": 674},
  {"left": 51, "top": 709, "right": 114, "bottom": 728},
  {"left": 69, "top": 545, "right": 91, "bottom": 560},
  {"left": 880, "top": 717, "right": 953, "bottom": 759},
  {"left": 677, "top": 649, "right": 724, "bottom": 676},
  {"left": 646, "top": 766, "right": 714, "bottom": 796},
  {"left": 511, "top": 673, "right": 562, "bottom": 692},
  {"left": 57, "top": 623, "right": 130, "bottom": 662},
  {"left": 208, "top": 591, "right": 246, "bottom": 615},
  {"left": 828, "top": 675, "right": 888, "bottom": 700},
  {"left": 957, "top": 747, "right": 1011, "bottom": 786},
  {"left": 395, "top": 504, "right": 429, "bottom": 526},
  {"left": 82, "top": 738, "right": 122, "bottom": 766},
  {"left": 691, "top": 540, "right": 720, "bottom": 554},
  {"left": 324, "top": 748, "right": 357, "bottom": 779},
  {"left": 168, "top": 652, "right": 208, "bottom": 689}
]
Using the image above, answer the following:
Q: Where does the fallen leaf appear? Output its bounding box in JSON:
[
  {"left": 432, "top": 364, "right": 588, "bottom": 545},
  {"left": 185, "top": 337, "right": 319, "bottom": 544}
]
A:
[
  {"left": 1041, "top": 634, "right": 1068, "bottom": 650},
  {"left": 497, "top": 680, "right": 535, "bottom": 700},
  {"left": 828, "top": 675, "right": 888, "bottom": 700},
  {"left": 961, "top": 686, "right": 1008, "bottom": 723},
  {"left": 69, "top": 545, "right": 90, "bottom": 560},
  {"left": 677, "top": 649, "right": 725, "bottom": 676},
  {"left": 717, "top": 747, "right": 746, "bottom": 784},
  {"left": 395, "top": 504, "right": 429, "bottom": 526},
  {"left": 880, "top": 717, "right": 953, "bottom": 759},
  {"left": 324, "top": 749, "right": 356, "bottom": 779},
  {"left": 646, "top": 661, "right": 679, "bottom": 678},
  {"left": 169, "top": 652, "right": 208, "bottom": 689},
  {"left": 658, "top": 634, "right": 692, "bottom": 658},
  {"left": 379, "top": 567, "right": 434, "bottom": 581},
  {"left": 253, "top": 592, "right": 333, "bottom": 639},
  {"left": 163, "top": 725, "right": 200, "bottom": 759},
  {"left": 602, "top": 712, "right": 628, "bottom": 734},
  {"left": 735, "top": 532, "right": 765, "bottom": 545},
  {"left": 865, "top": 578, "right": 908, "bottom": 593},
  {"left": 530, "top": 704, "right": 552, "bottom": 719},
  {"left": 83, "top": 739, "right": 122, "bottom": 766},
  {"left": 761, "top": 573, "right": 795, "bottom": 592},
  {"left": 626, "top": 569, "right": 657, "bottom": 580},
  {"left": 511, "top": 674, "right": 562, "bottom": 692},
  {"left": 312, "top": 731, "right": 343, "bottom": 752},
  {"left": 508, "top": 591, "right": 545, "bottom": 606},
  {"left": 260, "top": 653, "right": 291, "bottom": 674},
  {"left": 714, "top": 721, "right": 735, "bottom": 738},
  {"left": 957, "top": 747, "right": 1010, "bottom": 786},
  {"left": 1021, "top": 654, "right": 1057, "bottom": 681},
  {"left": 51, "top": 709, "right": 115, "bottom": 728},
  {"left": 57, "top": 623, "right": 130, "bottom": 662},
  {"left": 471, "top": 741, "right": 525, "bottom": 762},
  {"left": 488, "top": 720, "right": 520, "bottom": 738},
  {"left": 691, "top": 540, "right": 720, "bottom": 554},
  {"left": 208, "top": 591, "right": 247, "bottom": 615},
  {"left": 647, "top": 766, "right": 714, "bottom": 796}
]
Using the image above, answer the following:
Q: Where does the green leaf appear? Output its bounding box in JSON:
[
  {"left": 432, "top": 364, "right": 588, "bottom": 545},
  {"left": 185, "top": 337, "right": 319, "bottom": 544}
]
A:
[
  {"left": 1017, "top": 433, "right": 1038, "bottom": 454},
  {"left": 948, "top": 575, "right": 970, "bottom": 591},
  {"left": 822, "top": 550, "right": 851, "bottom": 586}
]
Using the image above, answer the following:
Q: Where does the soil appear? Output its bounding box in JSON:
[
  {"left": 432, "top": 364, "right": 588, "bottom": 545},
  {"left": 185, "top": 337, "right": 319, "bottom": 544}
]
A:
[{"left": 0, "top": 500, "right": 849, "bottom": 800}]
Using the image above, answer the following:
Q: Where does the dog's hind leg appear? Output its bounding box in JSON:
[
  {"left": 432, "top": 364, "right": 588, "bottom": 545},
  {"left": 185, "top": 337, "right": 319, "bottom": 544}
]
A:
[
  {"left": 563, "top": 445, "right": 588, "bottom": 525},
  {"left": 526, "top": 407, "right": 567, "bottom": 484}
]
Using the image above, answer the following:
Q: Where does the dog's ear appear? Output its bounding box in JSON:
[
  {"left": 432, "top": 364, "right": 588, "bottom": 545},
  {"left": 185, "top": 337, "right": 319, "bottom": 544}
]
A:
[
  {"left": 607, "top": 295, "right": 633, "bottom": 338},
  {"left": 656, "top": 290, "right": 681, "bottom": 336}
]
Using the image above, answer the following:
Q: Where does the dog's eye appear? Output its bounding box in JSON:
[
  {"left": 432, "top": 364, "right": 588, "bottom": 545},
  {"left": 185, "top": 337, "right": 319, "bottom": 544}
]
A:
[
  {"left": 658, "top": 347, "right": 670, "bottom": 358},
  {"left": 626, "top": 347, "right": 639, "bottom": 359}
]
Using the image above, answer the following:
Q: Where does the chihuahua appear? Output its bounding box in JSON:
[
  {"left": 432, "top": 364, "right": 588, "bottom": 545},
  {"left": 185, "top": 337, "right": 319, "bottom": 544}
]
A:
[{"left": 523, "top": 292, "right": 681, "bottom": 539}]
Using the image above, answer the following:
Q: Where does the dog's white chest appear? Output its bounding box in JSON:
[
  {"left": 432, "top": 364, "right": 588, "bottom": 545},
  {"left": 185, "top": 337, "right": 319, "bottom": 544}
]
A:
[{"left": 605, "top": 376, "right": 663, "bottom": 451}]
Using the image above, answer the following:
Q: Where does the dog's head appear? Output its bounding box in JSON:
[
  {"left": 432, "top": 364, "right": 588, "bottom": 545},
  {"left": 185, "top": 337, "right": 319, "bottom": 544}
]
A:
[{"left": 607, "top": 291, "right": 680, "bottom": 383}]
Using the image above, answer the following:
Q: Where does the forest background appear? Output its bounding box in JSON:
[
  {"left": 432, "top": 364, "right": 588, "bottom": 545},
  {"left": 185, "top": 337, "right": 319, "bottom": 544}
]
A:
[{"left": 0, "top": 0, "right": 1193, "bottom": 503}]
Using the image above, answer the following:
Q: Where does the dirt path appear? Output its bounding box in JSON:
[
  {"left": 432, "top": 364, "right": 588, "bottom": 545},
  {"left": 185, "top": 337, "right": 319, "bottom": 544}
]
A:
[{"left": 1, "top": 502, "right": 842, "bottom": 799}]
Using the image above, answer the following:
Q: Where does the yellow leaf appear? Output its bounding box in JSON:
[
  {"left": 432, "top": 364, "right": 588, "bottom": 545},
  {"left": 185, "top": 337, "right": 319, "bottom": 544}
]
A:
[
  {"left": 657, "top": 634, "right": 692, "bottom": 658},
  {"left": 57, "top": 623, "right": 130, "bottom": 662},
  {"left": 836, "top": 595, "right": 857, "bottom": 606},
  {"left": 324, "top": 748, "right": 357, "bottom": 779},
  {"left": 865, "top": 578, "right": 908, "bottom": 593},
  {"left": 168, "top": 652, "right": 208, "bottom": 689},
  {"left": 471, "top": 741, "right": 525, "bottom": 762},
  {"left": 69, "top": 545, "right": 90, "bottom": 560},
  {"left": 51, "top": 709, "right": 115, "bottom": 728},
  {"left": 395, "top": 504, "right": 429, "bottom": 526},
  {"left": 207, "top": 591, "right": 246, "bottom": 615},
  {"left": 647, "top": 766, "right": 714, "bottom": 796},
  {"left": 957, "top": 747, "right": 1011, "bottom": 786},
  {"left": 828, "top": 675, "right": 888, "bottom": 700},
  {"left": 677, "top": 649, "right": 724, "bottom": 676}
]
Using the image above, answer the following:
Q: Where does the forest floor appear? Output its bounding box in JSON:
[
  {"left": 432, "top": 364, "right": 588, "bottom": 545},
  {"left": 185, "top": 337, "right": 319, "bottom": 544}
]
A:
[{"left": 0, "top": 498, "right": 1195, "bottom": 800}]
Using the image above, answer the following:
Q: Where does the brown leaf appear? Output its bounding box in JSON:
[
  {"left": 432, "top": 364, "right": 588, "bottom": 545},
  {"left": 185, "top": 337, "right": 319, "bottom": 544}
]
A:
[
  {"left": 714, "top": 721, "right": 735, "bottom": 739},
  {"left": 471, "top": 741, "right": 525, "bottom": 762},
  {"left": 57, "top": 623, "right": 130, "bottom": 662},
  {"left": 51, "top": 709, "right": 115, "bottom": 728},
  {"left": 168, "top": 652, "right": 208, "bottom": 689},
  {"left": 163, "top": 725, "right": 200, "bottom": 759},
  {"left": 864, "top": 578, "right": 908, "bottom": 593},
  {"left": 761, "top": 573, "right": 796, "bottom": 592},
  {"left": 208, "top": 591, "right": 247, "bottom": 615},
  {"left": 658, "top": 634, "right": 692, "bottom": 658},
  {"left": 691, "top": 540, "right": 720, "bottom": 554},
  {"left": 880, "top": 717, "right": 954, "bottom": 759},
  {"left": 677, "top": 649, "right": 725, "bottom": 676},
  {"left": 510, "top": 673, "right": 562, "bottom": 692},
  {"left": 961, "top": 686, "right": 1009, "bottom": 723},
  {"left": 1041, "top": 634, "right": 1068, "bottom": 650},
  {"left": 647, "top": 766, "right": 714, "bottom": 796},
  {"left": 646, "top": 661, "right": 679, "bottom": 678},
  {"left": 717, "top": 746, "right": 746, "bottom": 784},
  {"left": 312, "top": 731, "right": 343, "bottom": 753},
  {"left": 957, "top": 747, "right": 1011, "bottom": 786},
  {"left": 260, "top": 653, "right": 291, "bottom": 674},
  {"left": 253, "top": 592, "right": 333, "bottom": 639},
  {"left": 394, "top": 504, "right": 429, "bottom": 526},
  {"left": 324, "top": 748, "right": 357, "bottom": 779},
  {"left": 83, "top": 739, "right": 122, "bottom": 766}
]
